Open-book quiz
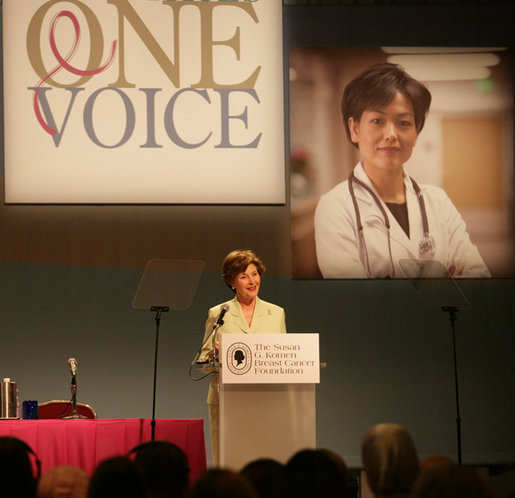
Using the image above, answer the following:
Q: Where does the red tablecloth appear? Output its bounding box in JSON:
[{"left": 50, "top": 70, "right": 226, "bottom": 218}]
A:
[{"left": 0, "top": 418, "right": 206, "bottom": 479}]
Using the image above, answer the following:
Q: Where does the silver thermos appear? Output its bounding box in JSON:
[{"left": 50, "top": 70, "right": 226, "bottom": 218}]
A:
[{"left": 0, "top": 378, "right": 19, "bottom": 419}]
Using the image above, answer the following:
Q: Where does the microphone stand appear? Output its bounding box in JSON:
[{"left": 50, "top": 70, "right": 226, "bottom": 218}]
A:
[
  {"left": 62, "top": 374, "right": 88, "bottom": 419},
  {"left": 150, "top": 306, "right": 169, "bottom": 441},
  {"left": 442, "top": 305, "right": 462, "bottom": 464},
  {"left": 399, "top": 260, "right": 469, "bottom": 465}
]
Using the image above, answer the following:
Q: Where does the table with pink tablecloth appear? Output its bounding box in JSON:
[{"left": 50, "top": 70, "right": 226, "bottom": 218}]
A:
[{"left": 0, "top": 418, "right": 206, "bottom": 479}]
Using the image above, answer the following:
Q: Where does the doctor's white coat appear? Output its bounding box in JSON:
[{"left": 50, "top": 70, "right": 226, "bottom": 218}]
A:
[{"left": 314, "top": 163, "right": 491, "bottom": 279}]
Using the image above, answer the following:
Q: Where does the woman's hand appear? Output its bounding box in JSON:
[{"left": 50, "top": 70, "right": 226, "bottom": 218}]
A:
[
  {"left": 448, "top": 263, "right": 465, "bottom": 277},
  {"left": 208, "top": 342, "right": 219, "bottom": 359}
]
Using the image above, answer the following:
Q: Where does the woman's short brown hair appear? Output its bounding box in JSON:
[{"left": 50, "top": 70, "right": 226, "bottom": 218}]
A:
[
  {"left": 342, "top": 63, "right": 432, "bottom": 148},
  {"left": 222, "top": 250, "right": 266, "bottom": 291}
]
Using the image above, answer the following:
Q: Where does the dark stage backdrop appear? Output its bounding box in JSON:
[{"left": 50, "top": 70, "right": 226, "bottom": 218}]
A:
[{"left": 1, "top": 3, "right": 514, "bottom": 467}]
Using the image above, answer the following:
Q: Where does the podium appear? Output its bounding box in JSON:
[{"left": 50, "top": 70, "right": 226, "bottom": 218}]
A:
[{"left": 219, "top": 333, "right": 319, "bottom": 469}]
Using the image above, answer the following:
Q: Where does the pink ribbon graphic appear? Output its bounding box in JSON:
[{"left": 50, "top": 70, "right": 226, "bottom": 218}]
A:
[{"left": 33, "top": 10, "right": 117, "bottom": 136}]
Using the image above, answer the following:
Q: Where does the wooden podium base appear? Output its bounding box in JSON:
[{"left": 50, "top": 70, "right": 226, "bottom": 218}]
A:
[{"left": 219, "top": 383, "right": 316, "bottom": 469}]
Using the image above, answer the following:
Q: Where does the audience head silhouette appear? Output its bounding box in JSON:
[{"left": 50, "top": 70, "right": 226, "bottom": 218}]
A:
[
  {"left": 87, "top": 456, "right": 146, "bottom": 498},
  {"left": 240, "top": 458, "right": 284, "bottom": 498},
  {"left": 361, "top": 423, "right": 419, "bottom": 497},
  {"left": 131, "top": 440, "right": 191, "bottom": 498},
  {"left": 411, "top": 461, "right": 492, "bottom": 498},
  {"left": 189, "top": 468, "right": 258, "bottom": 498},
  {"left": 419, "top": 455, "right": 455, "bottom": 474},
  {"left": 0, "top": 436, "right": 39, "bottom": 498},
  {"left": 283, "top": 448, "right": 348, "bottom": 498},
  {"left": 37, "top": 465, "right": 89, "bottom": 498}
]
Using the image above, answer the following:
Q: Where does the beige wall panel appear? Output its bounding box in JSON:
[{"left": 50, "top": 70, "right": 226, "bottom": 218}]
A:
[{"left": 442, "top": 117, "right": 503, "bottom": 209}]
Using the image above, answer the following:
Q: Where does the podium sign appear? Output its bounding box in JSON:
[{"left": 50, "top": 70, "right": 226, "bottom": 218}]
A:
[{"left": 220, "top": 333, "right": 319, "bottom": 384}]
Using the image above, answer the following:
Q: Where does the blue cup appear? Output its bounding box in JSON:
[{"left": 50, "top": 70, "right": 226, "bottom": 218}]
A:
[{"left": 22, "top": 400, "right": 39, "bottom": 419}]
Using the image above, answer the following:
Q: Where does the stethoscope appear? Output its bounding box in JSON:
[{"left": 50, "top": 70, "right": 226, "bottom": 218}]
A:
[{"left": 348, "top": 172, "right": 436, "bottom": 278}]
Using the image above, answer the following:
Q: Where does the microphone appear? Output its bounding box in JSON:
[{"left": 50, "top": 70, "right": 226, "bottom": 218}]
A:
[
  {"left": 67, "top": 358, "right": 78, "bottom": 376},
  {"left": 216, "top": 304, "right": 229, "bottom": 326}
]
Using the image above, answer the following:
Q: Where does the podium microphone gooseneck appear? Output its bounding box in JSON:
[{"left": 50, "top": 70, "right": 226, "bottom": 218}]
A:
[{"left": 211, "top": 304, "right": 229, "bottom": 366}]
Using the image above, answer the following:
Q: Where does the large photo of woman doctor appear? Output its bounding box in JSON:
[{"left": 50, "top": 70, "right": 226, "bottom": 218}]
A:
[{"left": 314, "top": 63, "right": 491, "bottom": 279}]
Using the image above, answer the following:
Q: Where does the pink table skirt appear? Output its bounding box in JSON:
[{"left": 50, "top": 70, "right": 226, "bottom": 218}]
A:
[{"left": 0, "top": 418, "right": 207, "bottom": 479}]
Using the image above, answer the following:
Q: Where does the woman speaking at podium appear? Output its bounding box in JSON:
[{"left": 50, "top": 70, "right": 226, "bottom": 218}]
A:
[{"left": 198, "top": 249, "right": 287, "bottom": 466}]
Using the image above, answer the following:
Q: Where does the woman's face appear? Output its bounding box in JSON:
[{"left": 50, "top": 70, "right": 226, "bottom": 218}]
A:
[
  {"left": 348, "top": 92, "right": 418, "bottom": 176},
  {"left": 232, "top": 263, "right": 261, "bottom": 304}
]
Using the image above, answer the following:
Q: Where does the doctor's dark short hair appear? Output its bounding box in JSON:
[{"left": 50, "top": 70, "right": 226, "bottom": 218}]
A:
[
  {"left": 342, "top": 63, "right": 432, "bottom": 147},
  {"left": 222, "top": 249, "right": 266, "bottom": 291}
]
